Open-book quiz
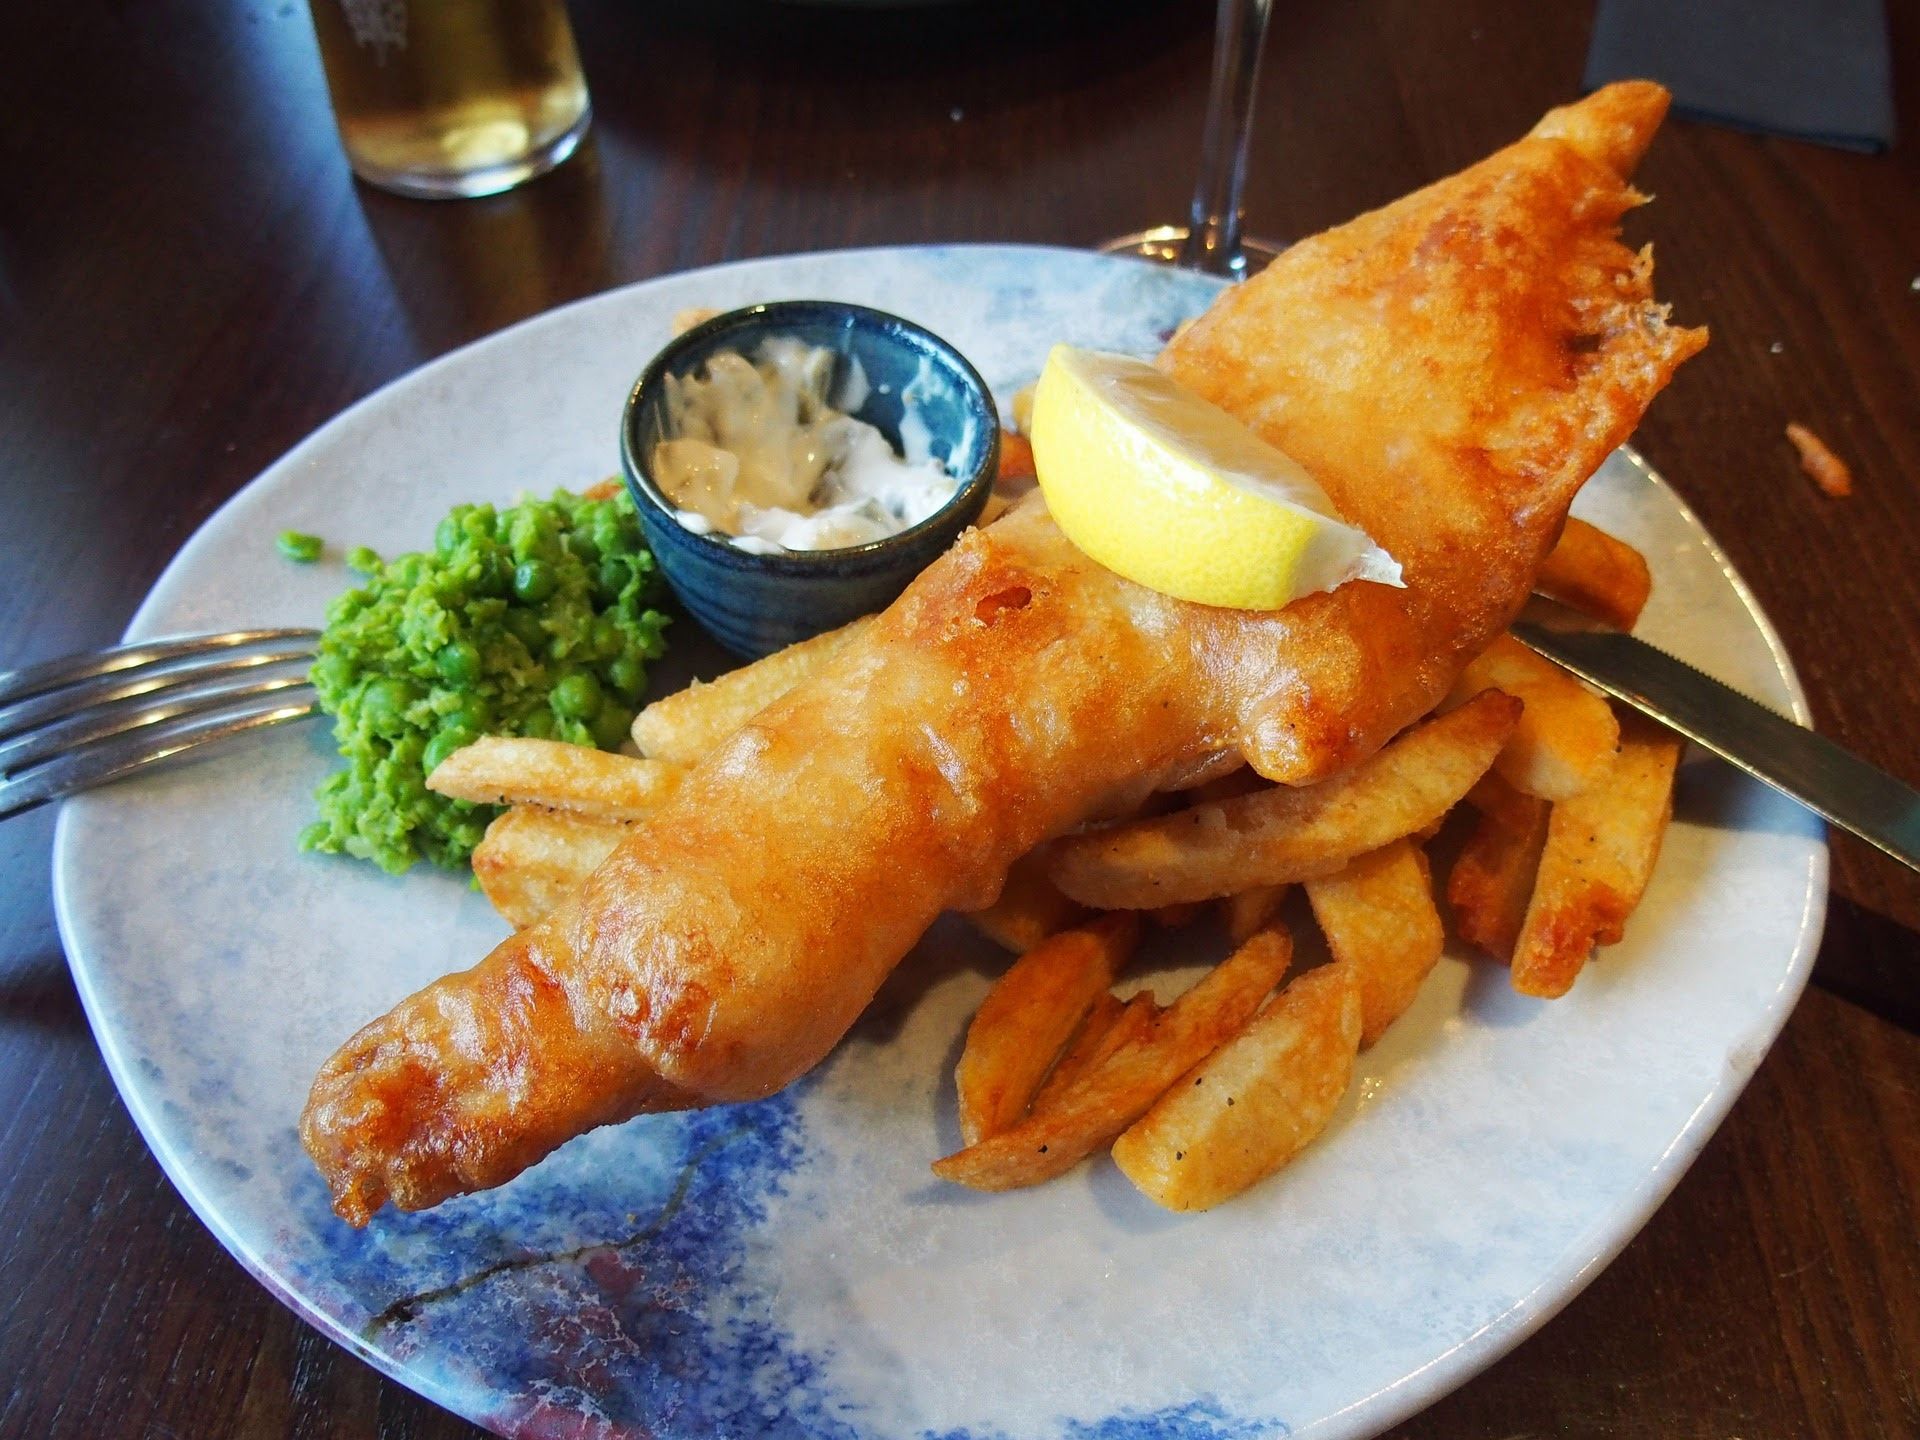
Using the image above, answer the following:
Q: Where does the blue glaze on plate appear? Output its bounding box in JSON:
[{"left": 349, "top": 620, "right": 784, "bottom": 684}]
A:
[
  {"left": 51, "top": 246, "right": 1824, "bottom": 1440},
  {"left": 927, "top": 1402, "right": 1286, "bottom": 1440},
  {"left": 622, "top": 300, "right": 1000, "bottom": 659}
]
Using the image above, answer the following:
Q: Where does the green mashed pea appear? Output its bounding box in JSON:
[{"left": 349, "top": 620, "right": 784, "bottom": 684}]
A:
[
  {"left": 277, "top": 530, "right": 324, "bottom": 563},
  {"left": 297, "top": 487, "right": 671, "bottom": 874}
]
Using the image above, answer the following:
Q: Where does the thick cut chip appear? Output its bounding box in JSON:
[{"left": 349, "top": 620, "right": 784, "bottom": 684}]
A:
[
  {"left": 1112, "top": 962, "right": 1361, "bottom": 1212},
  {"left": 980, "top": 431, "right": 1040, "bottom": 526},
  {"left": 955, "top": 914, "right": 1140, "bottom": 1146},
  {"left": 1028, "top": 992, "right": 1158, "bottom": 1115},
  {"left": 1448, "top": 634, "right": 1620, "bottom": 801},
  {"left": 1008, "top": 382, "right": 1037, "bottom": 436},
  {"left": 427, "top": 738, "right": 681, "bottom": 821},
  {"left": 1535, "top": 518, "right": 1652, "bottom": 628},
  {"left": 1049, "top": 692, "right": 1520, "bottom": 908},
  {"left": 472, "top": 805, "right": 631, "bottom": 929},
  {"left": 1511, "top": 713, "right": 1683, "bottom": 997},
  {"left": 997, "top": 430, "right": 1036, "bottom": 483},
  {"left": 932, "top": 928, "right": 1293, "bottom": 1191},
  {"left": 1449, "top": 774, "right": 1552, "bottom": 961},
  {"left": 628, "top": 615, "right": 875, "bottom": 766},
  {"left": 961, "top": 849, "right": 1089, "bottom": 953},
  {"left": 1031, "top": 991, "right": 1123, "bottom": 1104},
  {"left": 1221, "top": 884, "right": 1289, "bottom": 943},
  {"left": 1304, "top": 839, "right": 1443, "bottom": 1046},
  {"left": 1463, "top": 769, "right": 1544, "bottom": 832}
]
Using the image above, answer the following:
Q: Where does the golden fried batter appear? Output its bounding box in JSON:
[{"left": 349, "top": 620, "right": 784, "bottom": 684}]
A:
[{"left": 302, "top": 83, "right": 1704, "bottom": 1224}]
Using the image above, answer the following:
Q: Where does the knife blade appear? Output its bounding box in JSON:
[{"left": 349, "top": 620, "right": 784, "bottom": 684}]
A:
[{"left": 1509, "top": 621, "right": 1920, "bottom": 874}]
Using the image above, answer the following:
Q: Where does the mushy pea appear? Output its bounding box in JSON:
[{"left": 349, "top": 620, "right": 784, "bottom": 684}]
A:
[{"left": 299, "top": 486, "right": 671, "bottom": 874}]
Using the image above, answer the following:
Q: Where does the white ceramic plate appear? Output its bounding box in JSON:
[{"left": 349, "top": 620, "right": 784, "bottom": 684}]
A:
[{"left": 53, "top": 246, "right": 1826, "bottom": 1440}]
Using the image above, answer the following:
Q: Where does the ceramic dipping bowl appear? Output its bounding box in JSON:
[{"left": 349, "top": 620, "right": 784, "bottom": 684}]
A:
[{"left": 620, "top": 300, "right": 1000, "bottom": 659}]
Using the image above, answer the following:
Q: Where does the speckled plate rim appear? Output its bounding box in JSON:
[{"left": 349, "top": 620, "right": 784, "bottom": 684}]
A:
[{"left": 49, "top": 244, "right": 1828, "bottom": 1440}]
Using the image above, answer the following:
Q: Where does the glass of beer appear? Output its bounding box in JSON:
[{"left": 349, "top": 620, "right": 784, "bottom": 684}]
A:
[{"left": 308, "top": 0, "right": 593, "bottom": 200}]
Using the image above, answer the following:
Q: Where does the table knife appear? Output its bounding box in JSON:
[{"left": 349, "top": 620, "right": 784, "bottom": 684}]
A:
[{"left": 1509, "top": 621, "right": 1920, "bottom": 874}]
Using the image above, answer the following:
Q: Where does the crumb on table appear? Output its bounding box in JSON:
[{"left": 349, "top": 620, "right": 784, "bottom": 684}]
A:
[{"left": 1785, "top": 422, "right": 1854, "bottom": 498}]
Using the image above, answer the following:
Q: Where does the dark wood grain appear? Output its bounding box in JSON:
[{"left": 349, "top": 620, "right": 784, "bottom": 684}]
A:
[{"left": 3, "top": 1, "right": 1917, "bottom": 1436}]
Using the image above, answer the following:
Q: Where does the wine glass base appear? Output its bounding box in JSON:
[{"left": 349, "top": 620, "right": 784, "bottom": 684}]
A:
[{"left": 1096, "top": 224, "right": 1285, "bottom": 280}]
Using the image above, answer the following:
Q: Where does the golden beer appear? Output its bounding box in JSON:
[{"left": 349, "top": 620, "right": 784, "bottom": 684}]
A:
[{"left": 309, "top": 0, "right": 591, "bottom": 198}]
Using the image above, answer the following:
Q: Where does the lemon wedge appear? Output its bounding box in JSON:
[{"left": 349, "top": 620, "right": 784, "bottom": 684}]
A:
[{"left": 1029, "top": 345, "right": 1400, "bottom": 609}]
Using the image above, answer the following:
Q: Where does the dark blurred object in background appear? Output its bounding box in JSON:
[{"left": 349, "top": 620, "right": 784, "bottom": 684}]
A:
[{"left": 1586, "top": 0, "right": 1894, "bottom": 151}]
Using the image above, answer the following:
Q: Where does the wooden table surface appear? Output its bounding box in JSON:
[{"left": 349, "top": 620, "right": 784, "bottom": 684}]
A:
[{"left": 3, "top": 1, "right": 1916, "bottom": 1435}]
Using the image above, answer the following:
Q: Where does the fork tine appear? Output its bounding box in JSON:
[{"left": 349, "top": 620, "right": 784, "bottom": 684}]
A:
[
  {"left": 0, "top": 688, "right": 321, "bottom": 821},
  {"left": 0, "top": 641, "right": 316, "bottom": 743},
  {"left": 0, "top": 629, "right": 320, "bottom": 708},
  {"left": 0, "top": 673, "right": 318, "bottom": 775}
]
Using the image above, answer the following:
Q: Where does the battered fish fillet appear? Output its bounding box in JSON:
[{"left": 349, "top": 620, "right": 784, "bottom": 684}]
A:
[{"left": 303, "top": 82, "right": 1705, "bottom": 1224}]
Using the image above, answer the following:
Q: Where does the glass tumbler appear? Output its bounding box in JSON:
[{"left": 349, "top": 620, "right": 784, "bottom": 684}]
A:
[{"left": 308, "top": 0, "right": 593, "bottom": 200}]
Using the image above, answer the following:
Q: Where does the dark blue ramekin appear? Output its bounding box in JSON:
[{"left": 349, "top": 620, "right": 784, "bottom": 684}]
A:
[{"left": 620, "top": 300, "right": 1000, "bottom": 659}]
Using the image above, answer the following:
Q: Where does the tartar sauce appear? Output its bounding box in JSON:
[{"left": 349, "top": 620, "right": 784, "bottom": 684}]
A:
[{"left": 652, "top": 338, "right": 958, "bottom": 554}]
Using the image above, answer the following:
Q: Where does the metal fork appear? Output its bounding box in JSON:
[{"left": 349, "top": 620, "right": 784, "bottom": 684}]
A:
[{"left": 0, "top": 629, "right": 322, "bottom": 820}]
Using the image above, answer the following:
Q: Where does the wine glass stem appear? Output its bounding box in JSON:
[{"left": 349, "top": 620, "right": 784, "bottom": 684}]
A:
[{"left": 1179, "top": 0, "right": 1275, "bottom": 278}]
